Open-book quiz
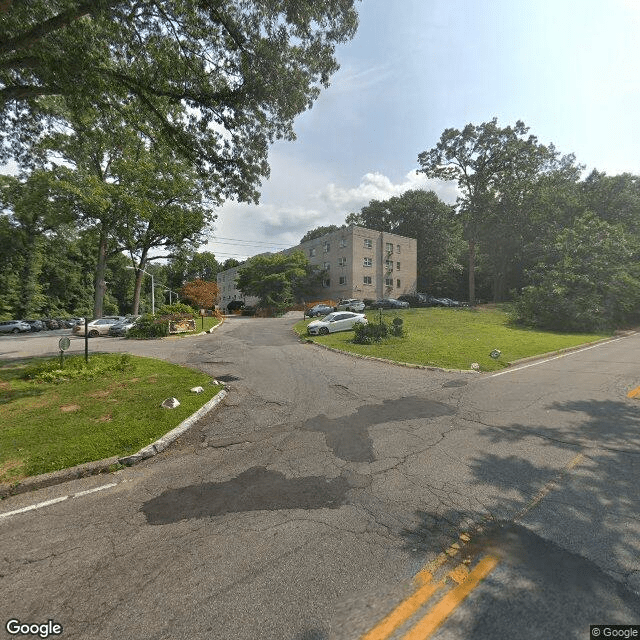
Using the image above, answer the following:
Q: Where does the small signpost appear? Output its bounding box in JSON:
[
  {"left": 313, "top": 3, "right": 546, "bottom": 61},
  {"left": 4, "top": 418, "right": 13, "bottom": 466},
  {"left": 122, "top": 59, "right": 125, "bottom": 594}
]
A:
[{"left": 58, "top": 336, "right": 71, "bottom": 368}]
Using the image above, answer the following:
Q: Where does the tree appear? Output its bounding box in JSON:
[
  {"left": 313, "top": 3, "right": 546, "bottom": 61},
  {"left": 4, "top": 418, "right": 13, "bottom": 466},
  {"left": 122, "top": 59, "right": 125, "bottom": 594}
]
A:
[
  {"left": 235, "top": 251, "right": 312, "bottom": 312},
  {"left": 300, "top": 224, "right": 343, "bottom": 243},
  {"left": 514, "top": 212, "right": 640, "bottom": 331},
  {"left": 0, "top": 169, "right": 74, "bottom": 317},
  {"left": 180, "top": 279, "right": 219, "bottom": 311},
  {"left": 1, "top": 0, "right": 359, "bottom": 202},
  {"left": 418, "top": 119, "right": 559, "bottom": 304},
  {"left": 222, "top": 258, "right": 240, "bottom": 270},
  {"left": 346, "top": 190, "right": 464, "bottom": 295},
  {"left": 42, "top": 108, "right": 216, "bottom": 316}
]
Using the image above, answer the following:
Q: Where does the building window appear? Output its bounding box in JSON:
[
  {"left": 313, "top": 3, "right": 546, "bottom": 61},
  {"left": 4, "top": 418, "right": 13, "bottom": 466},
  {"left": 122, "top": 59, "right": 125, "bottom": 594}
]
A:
[
  {"left": 309, "top": 248, "right": 316, "bottom": 257},
  {"left": 339, "top": 276, "right": 346, "bottom": 285},
  {"left": 340, "top": 238, "right": 347, "bottom": 248},
  {"left": 397, "top": 262, "right": 401, "bottom": 270},
  {"left": 385, "top": 277, "right": 393, "bottom": 287},
  {"left": 363, "top": 257, "right": 372, "bottom": 267},
  {"left": 397, "top": 244, "right": 401, "bottom": 254},
  {"left": 324, "top": 242, "right": 330, "bottom": 253},
  {"left": 397, "top": 279, "right": 401, "bottom": 288},
  {"left": 364, "top": 238, "right": 372, "bottom": 249},
  {"left": 363, "top": 276, "right": 372, "bottom": 285},
  {"left": 338, "top": 257, "right": 347, "bottom": 266},
  {"left": 385, "top": 260, "right": 393, "bottom": 270},
  {"left": 386, "top": 242, "right": 393, "bottom": 253},
  {"left": 324, "top": 262, "right": 330, "bottom": 271},
  {"left": 323, "top": 278, "right": 330, "bottom": 287}
]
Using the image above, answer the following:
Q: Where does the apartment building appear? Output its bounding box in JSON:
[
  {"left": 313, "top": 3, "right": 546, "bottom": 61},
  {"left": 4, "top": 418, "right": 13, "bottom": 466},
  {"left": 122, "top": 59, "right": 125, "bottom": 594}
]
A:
[{"left": 216, "top": 225, "right": 417, "bottom": 309}]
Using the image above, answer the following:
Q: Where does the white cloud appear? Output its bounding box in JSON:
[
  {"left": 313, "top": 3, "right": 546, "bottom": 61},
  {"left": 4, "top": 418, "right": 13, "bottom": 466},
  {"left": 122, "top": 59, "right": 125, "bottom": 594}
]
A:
[
  {"left": 205, "top": 169, "right": 459, "bottom": 260},
  {"left": 320, "top": 170, "right": 459, "bottom": 211}
]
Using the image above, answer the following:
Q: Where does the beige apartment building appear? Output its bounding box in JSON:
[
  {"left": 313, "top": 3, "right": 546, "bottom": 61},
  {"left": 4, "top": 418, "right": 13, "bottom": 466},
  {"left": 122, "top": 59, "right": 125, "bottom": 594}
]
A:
[{"left": 217, "top": 225, "right": 417, "bottom": 309}]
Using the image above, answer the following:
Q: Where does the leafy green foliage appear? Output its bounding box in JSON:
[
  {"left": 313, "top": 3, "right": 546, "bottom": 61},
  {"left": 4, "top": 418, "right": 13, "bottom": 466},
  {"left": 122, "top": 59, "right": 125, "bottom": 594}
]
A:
[
  {"left": 417, "top": 119, "right": 570, "bottom": 304},
  {"left": 513, "top": 213, "right": 640, "bottom": 331},
  {"left": 1, "top": 0, "right": 359, "bottom": 192},
  {"left": 126, "top": 314, "right": 170, "bottom": 339},
  {"left": 21, "top": 353, "right": 133, "bottom": 383},
  {"left": 236, "top": 251, "right": 313, "bottom": 312}
]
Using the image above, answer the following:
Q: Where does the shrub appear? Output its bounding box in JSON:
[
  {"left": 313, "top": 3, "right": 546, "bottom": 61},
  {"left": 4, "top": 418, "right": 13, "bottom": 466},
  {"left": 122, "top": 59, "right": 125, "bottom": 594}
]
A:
[
  {"left": 156, "top": 302, "right": 197, "bottom": 316},
  {"left": 22, "top": 354, "right": 133, "bottom": 383},
  {"left": 353, "top": 321, "right": 389, "bottom": 344},
  {"left": 390, "top": 316, "right": 406, "bottom": 337},
  {"left": 127, "top": 314, "right": 170, "bottom": 338}
]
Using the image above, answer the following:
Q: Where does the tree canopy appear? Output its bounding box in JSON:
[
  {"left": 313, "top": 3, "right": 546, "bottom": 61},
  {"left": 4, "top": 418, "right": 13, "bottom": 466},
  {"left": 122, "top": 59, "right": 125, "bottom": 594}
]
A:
[
  {"left": 235, "top": 251, "right": 313, "bottom": 311},
  {"left": 1, "top": 0, "right": 359, "bottom": 202},
  {"left": 417, "top": 118, "right": 562, "bottom": 304}
]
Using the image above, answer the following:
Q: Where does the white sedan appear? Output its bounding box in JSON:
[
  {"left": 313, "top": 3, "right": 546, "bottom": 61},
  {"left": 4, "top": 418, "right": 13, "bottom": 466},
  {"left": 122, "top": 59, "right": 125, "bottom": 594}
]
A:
[{"left": 307, "top": 311, "right": 368, "bottom": 335}]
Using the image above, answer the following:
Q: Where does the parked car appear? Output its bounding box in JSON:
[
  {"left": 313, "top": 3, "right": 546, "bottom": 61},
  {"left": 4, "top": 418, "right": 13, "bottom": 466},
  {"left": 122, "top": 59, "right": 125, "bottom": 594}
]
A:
[
  {"left": 42, "top": 318, "right": 60, "bottom": 330},
  {"left": 305, "top": 303, "right": 336, "bottom": 318},
  {"left": 0, "top": 320, "right": 31, "bottom": 334},
  {"left": 369, "top": 298, "right": 410, "bottom": 310},
  {"left": 307, "top": 311, "right": 368, "bottom": 335},
  {"left": 336, "top": 299, "right": 365, "bottom": 312},
  {"left": 72, "top": 316, "right": 125, "bottom": 337},
  {"left": 108, "top": 316, "right": 141, "bottom": 337},
  {"left": 24, "top": 319, "right": 45, "bottom": 332},
  {"left": 398, "top": 294, "right": 428, "bottom": 308}
]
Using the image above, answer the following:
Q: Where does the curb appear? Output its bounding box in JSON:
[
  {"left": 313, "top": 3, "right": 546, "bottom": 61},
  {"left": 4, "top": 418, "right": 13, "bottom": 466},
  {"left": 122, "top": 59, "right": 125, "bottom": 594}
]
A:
[
  {"left": 299, "top": 334, "right": 478, "bottom": 374},
  {"left": 504, "top": 331, "right": 638, "bottom": 368},
  {"left": 295, "top": 328, "right": 638, "bottom": 374},
  {"left": 0, "top": 388, "right": 228, "bottom": 499}
]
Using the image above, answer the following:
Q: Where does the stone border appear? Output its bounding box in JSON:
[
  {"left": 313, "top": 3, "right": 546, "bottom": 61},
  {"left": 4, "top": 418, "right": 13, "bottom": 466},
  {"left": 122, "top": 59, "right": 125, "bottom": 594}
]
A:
[
  {"left": 296, "top": 328, "right": 638, "bottom": 374},
  {"left": 0, "top": 388, "right": 227, "bottom": 499}
]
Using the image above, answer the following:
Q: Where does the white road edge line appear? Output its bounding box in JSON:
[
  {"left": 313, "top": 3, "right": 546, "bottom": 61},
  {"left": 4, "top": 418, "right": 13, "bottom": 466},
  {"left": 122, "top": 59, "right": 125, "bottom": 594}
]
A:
[
  {"left": 0, "top": 482, "right": 119, "bottom": 520},
  {"left": 490, "top": 337, "right": 626, "bottom": 378},
  {"left": 0, "top": 496, "right": 69, "bottom": 519},
  {"left": 73, "top": 482, "right": 118, "bottom": 498}
]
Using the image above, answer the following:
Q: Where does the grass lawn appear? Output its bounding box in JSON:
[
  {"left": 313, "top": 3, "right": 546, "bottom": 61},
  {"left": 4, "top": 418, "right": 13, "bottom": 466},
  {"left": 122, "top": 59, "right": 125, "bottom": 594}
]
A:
[
  {"left": 0, "top": 353, "right": 223, "bottom": 485},
  {"left": 294, "top": 307, "right": 611, "bottom": 372}
]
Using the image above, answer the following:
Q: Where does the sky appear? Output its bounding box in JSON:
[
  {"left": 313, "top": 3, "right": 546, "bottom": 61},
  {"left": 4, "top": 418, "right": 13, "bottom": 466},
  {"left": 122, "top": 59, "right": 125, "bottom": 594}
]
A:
[{"left": 207, "top": 0, "right": 640, "bottom": 262}]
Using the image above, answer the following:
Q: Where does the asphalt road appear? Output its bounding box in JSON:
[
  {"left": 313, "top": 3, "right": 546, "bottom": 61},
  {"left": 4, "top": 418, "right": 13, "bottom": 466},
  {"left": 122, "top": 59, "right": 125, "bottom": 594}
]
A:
[{"left": 1, "top": 316, "right": 639, "bottom": 639}]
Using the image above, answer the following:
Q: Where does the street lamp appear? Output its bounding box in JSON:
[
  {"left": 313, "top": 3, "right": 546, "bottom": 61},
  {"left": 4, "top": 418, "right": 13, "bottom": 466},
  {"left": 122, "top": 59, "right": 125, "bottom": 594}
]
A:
[
  {"left": 164, "top": 288, "right": 180, "bottom": 304},
  {"left": 127, "top": 266, "right": 155, "bottom": 315}
]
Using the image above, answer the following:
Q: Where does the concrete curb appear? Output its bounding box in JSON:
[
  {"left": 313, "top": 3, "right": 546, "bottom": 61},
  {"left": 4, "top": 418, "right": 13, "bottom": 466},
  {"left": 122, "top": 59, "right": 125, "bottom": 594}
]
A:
[
  {"left": 0, "top": 388, "right": 228, "bottom": 499},
  {"left": 296, "top": 328, "right": 638, "bottom": 375},
  {"left": 300, "top": 335, "right": 479, "bottom": 374}
]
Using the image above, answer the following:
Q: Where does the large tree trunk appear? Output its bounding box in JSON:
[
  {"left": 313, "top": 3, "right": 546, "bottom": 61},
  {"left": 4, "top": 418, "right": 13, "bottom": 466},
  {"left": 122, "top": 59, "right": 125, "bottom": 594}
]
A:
[
  {"left": 131, "top": 250, "right": 150, "bottom": 315},
  {"left": 93, "top": 224, "right": 108, "bottom": 318},
  {"left": 468, "top": 239, "right": 476, "bottom": 306}
]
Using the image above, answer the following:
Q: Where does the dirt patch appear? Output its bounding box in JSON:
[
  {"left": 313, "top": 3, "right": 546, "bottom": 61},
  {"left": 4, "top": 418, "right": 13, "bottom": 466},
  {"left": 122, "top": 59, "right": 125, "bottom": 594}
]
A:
[
  {"left": 60, "top": 404, "right": 81, "bottom": 412},
  {"left": 94, "top": 414, "right": 112, "bottom": 423},
  {"left": 0, "top": 381, "right": 11, "bottom": 391},
  {"left": 0, "top": 458, "right": 26, "bottom": 484},
  {"left": 88, "top": 390, "right": 111, "bottom": 398}
]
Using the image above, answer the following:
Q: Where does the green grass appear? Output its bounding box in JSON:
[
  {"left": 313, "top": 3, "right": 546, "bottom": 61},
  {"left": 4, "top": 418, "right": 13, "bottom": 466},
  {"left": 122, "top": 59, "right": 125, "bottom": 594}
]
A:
[
  {"left": 294, "top": 307, "right": 611, "bottom": 372},
  {"left": 0, "top": 354, "right": 223, "bottom": 484}
]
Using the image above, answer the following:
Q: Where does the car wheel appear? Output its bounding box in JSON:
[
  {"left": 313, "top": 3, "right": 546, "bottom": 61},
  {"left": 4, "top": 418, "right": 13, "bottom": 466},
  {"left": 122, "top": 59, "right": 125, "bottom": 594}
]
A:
[
  {"left": 319, "top": 327, "right": 329, "bottom": 335},
  {"left": 88, "top": 329, "right": 99, "bottom": 338},
  {"left": 12, "top": 328, "right": 19, "bottom": 334}
]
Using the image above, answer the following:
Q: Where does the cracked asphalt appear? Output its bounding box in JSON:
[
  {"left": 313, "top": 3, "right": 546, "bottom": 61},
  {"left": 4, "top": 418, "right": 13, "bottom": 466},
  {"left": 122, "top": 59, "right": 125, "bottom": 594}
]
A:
[{"left": 1, "top": 316, "right": 639, "bottom": 639}]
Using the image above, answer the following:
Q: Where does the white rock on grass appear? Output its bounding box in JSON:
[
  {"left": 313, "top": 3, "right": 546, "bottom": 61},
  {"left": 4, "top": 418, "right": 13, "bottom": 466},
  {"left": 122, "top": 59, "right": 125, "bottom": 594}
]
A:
[
  {"left": 470, "top": 362, "right": 480, "bottom": 371},
  {"left": 190, "top": 386, "right": 204, "bottom": 394},
  {"left": 161, "top": 397, "right": 180, "bottom": 409}
]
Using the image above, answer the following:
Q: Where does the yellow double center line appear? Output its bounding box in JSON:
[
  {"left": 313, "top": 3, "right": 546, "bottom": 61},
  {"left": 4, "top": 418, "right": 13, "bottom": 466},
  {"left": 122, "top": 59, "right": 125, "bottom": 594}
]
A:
[{"left": 361, "top": 548, "right": 499, "bottom": 640}]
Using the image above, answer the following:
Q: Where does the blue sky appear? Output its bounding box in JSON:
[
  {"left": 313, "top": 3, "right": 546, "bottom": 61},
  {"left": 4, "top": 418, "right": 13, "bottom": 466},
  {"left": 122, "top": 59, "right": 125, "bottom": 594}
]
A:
[{"left": 209, "top": 0, "right": 640, "bottom": 261}]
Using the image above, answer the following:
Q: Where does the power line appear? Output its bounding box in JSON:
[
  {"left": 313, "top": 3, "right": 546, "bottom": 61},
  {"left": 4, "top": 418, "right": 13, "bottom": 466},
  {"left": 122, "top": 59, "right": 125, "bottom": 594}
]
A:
[{"left": 210, "top": 236, "right": 290, "bottom": 248}]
